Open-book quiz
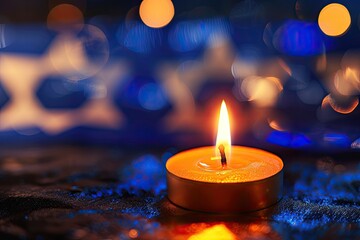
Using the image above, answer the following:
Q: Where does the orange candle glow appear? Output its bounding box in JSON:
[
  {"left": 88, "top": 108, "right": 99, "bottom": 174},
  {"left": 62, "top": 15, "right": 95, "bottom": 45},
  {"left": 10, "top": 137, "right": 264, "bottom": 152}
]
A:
[{"left": 166, "top": 100, "right": 283, "bottom": 212}]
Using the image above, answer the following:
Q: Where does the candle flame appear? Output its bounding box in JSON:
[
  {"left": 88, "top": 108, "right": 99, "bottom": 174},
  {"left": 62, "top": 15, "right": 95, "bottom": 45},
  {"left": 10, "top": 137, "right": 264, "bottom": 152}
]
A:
[{"left": 215, "top": 100, "right": 231, "bottom": 158}]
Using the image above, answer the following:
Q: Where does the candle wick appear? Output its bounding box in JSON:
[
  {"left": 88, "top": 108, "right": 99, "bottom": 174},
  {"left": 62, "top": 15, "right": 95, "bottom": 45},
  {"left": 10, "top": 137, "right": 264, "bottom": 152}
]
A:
[{"left": 218, "top": 144, "right": 227, "bottom": 167}]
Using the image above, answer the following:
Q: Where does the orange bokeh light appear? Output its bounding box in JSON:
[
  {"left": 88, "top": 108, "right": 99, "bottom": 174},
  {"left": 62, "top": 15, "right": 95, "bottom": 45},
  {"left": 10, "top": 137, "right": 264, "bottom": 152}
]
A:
[
  {"left": 47, "top": 4, "right": 84, "bottom": 32},
  {"left": 321, "top": 94, "right": 359, "bottom": 114},
  {"left": 128, "top": 229, "right": 139, "bottom": 238},
  {"left": 318, "top": 3, "right": 351, "bottom": 37},
  {"left": 139, "top": 0, "right": 175, "bottom": 28}
]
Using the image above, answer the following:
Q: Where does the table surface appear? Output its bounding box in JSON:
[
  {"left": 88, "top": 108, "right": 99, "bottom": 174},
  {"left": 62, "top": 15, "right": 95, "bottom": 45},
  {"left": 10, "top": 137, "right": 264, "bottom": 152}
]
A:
[{"left": 0, "top": 146, "right": 359, "bottom": 240}]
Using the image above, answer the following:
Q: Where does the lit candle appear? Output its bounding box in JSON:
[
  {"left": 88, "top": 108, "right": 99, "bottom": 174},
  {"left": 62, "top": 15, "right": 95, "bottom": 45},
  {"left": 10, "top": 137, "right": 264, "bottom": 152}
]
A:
[{"left": 166, "top": 100, "right": 283, "bottom": 212}]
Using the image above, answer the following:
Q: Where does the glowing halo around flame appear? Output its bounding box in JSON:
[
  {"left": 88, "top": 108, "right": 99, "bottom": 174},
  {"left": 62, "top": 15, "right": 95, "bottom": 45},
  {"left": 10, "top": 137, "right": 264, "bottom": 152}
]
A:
[{"left": 215, "top": 100, "right": 231, "bottom": 159}]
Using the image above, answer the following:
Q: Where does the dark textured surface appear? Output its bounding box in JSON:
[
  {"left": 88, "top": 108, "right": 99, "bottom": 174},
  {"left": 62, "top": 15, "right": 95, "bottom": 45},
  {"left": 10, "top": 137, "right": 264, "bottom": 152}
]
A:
[{"left": 0, "top": 147, "right": 359, "bottom": 239}]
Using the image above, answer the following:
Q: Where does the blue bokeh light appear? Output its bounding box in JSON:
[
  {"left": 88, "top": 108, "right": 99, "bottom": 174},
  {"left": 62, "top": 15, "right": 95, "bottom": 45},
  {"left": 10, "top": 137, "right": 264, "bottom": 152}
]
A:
[
  {"left": 0, "top": 24, "right": 54, "bottom": 54},
  {"left": 168, "top": 18, "right": 231, "bottom": 52},
  {"left": 324, "top": 133, "right": 351, "bottom": 148},
  {"left": 117, "top": 21, "right": 163, "bottom": 54},
  {"left": 273, "top": 20, "right": 325, "bottom": 56},
  {"left": 138, "top": 83, "right": 168, "bottom": 111}
]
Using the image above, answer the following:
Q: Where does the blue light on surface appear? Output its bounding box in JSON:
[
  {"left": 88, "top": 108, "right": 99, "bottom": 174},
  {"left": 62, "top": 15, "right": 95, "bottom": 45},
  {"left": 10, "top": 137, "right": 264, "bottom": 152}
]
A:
[
  {"left": 273, "top": 162, "right": 360, "bottom": 233},
  {"left": 291, "top": 134, "right": 312, "bottom": 148},
  {"left": 293, "top": 170, "right": 360, "bottom": 204},
  {"left": 75, "top": 154, "right": 166, "bottom": 200},
  {"left": 267, "top": 130, "right": 311, "bottom": 148},
  {"left": 120, "top": 203, "right": 160, "bottom": 219},
  {"left": 267, "top": 131, "right": 292, "bottom": 146},
  {"left": 121, "top": 154, "right": 166, "bottom": 194},
  {"left": 72, "top": 154, "right": 166, "bottom": 218},
  {"left": 273, "top": 203, "right": 332, "bottom": 231}
]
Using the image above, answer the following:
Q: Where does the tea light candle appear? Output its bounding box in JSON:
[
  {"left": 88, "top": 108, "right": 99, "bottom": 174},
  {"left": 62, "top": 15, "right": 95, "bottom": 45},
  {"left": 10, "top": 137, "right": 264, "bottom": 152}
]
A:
[{"left": 166, "top": 101, "right": 283, "bottom": 213}]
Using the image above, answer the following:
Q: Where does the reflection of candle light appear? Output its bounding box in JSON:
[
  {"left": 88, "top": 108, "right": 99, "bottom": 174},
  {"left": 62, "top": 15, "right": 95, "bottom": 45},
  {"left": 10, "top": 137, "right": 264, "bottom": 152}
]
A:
[
  {"left": 188, "top": 224, "right": 236, "bottom": 240},
  {"left": 166, "top": 100, "right": 283, "bottom": 212}
]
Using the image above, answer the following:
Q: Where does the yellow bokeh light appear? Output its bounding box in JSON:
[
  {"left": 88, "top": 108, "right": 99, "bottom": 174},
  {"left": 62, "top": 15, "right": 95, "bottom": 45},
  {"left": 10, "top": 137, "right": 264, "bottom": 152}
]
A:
[
  {"left": 318, "top": 3, "right": 351, "bottom": 37},
  {"left": 241, "top": 76, "right": 283, "bottom": 107},
  {"left": 139, "top": 0, "right": 175, "bottom": 28}
]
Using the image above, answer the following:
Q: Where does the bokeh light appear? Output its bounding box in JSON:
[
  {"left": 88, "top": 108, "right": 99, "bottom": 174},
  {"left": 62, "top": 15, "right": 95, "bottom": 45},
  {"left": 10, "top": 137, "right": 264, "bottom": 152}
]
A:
[
  {"left": 169, "top": 18, "right": 230, "bottom": 52},
  {"left": 139, "top": 0, "right": 175, "bottom": 28},
  {"left": 204, "top": 36, "right": 235, "bottom": 79},
  {"left": 324, "top": 133, "right": 351, "bottom": 147},
  {"left": 138, "top": 82, "right": 168, "bottom": 111},
  {"left": 0, "top": 24, "right": 14, "bottom": 49},
  {"left": 334, "top": 67, "right": 360, "bottom": 96},
  {"left": 47, "top": 4, "right": 84, "bottom": 32},
  {"left": 321, "top": 94, "right": 359, "bottom": 114},
  {"left": 168, "top": 21, "right": 206, "bottom": 52},
  {"left": 118, "top": 22, "right": 163, "bottom": 53},
  {"left": 318, "top": 3, "right": 351, "bottom": 37},
  {"left": 49, "top": 24, "right": 109, "bottom": 81},
  {"left": 125, "top": 6, "right": 140, "bottom": 29},
  {"left": 231, "top": 58, "right": 257, "bottom": 80},
  {"left": 267, "top": 131, "right": 311, "bottom": 148},
  {"left": 158, "top": 63, "right": 198, "bottom": 131},
  {"left": 268, "top": 118, "right": 287, "bottom": 132},
  {"left": 351, "top": 137, "right": 360, "bottom": 149},
  {"left": 0, "top": 0, "right": 359, "bottom": 150},
  {"left": 272, "top": 20, "right": 324, "bottom": 56},
  {"left": 241, "top": 76, "right": 283, "bottom": 107},
  {"left": 341, "top": 49, "right": 360, "bottom": 69},
  {"left": 128, "top": 229, "right": 139, "bottom": 238}
]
